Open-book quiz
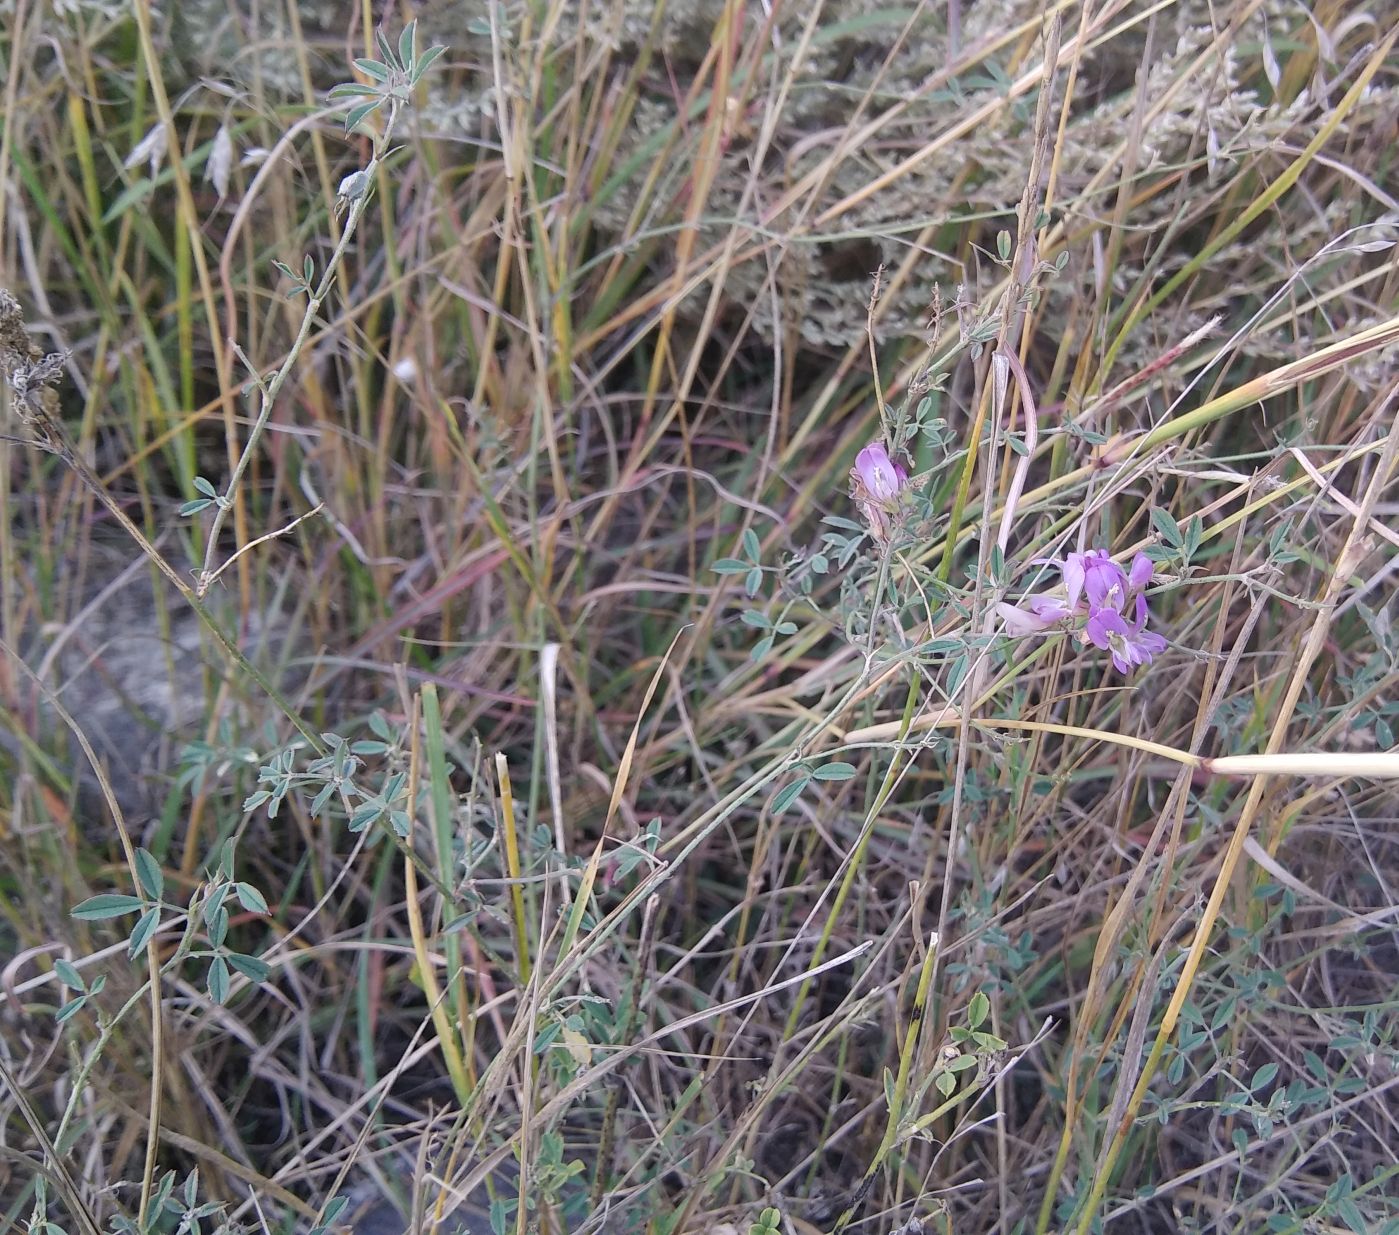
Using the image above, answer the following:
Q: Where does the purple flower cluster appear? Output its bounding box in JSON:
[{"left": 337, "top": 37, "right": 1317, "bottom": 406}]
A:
[
  {"left": 850, "top": 441, "right": 909, "bottom": 542},
  {"left": 996, "top": 548, "right": 1167, "bottom": 674}
]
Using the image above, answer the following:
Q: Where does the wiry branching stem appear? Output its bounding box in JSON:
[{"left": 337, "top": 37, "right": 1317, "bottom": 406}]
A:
[{"left": 196, "top": 99, "right": 402, "bottom": 597}]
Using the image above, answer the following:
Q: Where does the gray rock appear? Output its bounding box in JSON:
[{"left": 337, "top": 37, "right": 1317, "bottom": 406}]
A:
[{"left": 23, "top": 539, "right": 290, "bottom": 822}]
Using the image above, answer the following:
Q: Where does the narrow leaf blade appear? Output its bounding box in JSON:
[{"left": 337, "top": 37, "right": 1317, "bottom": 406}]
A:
[{"left": 71, "top": 894, "right": 144, "bottom": 920}]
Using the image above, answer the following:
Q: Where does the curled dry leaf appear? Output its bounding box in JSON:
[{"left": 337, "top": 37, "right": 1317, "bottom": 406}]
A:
[
  {"left": 124, "top": 122, "right": 167, "bottom": 177},
  {"left": 205, "top": 124, "right": 234, "bottom": 201}
]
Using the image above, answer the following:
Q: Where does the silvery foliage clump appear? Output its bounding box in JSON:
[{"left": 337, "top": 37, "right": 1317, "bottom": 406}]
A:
[{"left": 242, "top": 721, "right": 412, "bottom": 838}]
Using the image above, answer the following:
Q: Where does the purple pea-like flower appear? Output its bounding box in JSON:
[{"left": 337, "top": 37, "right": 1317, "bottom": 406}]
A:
[
  {"left": 1085, "top": 593, "right": 1168, "bottom": 673},
  {"left": 851, "top": 441, "right": 909, "bottom": 540},
  {"left": 852, "top": 442, "right": 908, "bottom": 502},
  {"left": 1003, "top": 545, "right": 1168, "bottom": 674},
  {"left": 1059, "top": 548, "right": 1126, "bottom": 612},
  {"left": 1048, "top": 549, "right": 1155, "bottom": 614}
]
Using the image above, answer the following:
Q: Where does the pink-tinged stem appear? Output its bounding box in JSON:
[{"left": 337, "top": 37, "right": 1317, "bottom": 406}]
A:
[{"left": 995, "top": 348, "right": 1040, "bottom": 556}]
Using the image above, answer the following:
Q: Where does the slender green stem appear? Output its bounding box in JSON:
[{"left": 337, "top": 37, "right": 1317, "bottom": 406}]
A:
[{"left": 196, "top": 99, "right": 403, "bottom": 595}]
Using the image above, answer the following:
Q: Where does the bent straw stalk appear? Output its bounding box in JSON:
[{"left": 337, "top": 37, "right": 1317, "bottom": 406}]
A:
[{"left": 843, "top": 715, "right": 1399, "bottom": 780}]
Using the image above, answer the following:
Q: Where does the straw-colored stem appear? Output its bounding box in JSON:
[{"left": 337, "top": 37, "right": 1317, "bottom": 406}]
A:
[
  {"left": 845, "top": 714, "right": 1399, "bottom": 780},
  {"left": 496, "top": 752, "right": 533, "bottom": 985}
]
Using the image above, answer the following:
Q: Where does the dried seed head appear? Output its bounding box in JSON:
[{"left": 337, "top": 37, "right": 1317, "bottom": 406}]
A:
[{"left": 0, "top": 289, "right": 66, "bottom": 426}]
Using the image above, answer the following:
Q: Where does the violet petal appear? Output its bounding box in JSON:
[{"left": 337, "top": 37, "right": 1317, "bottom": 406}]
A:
[
  {"left": 997, "top": 594, "right": 1072, "bottom": 637},
  {"left": 1082, "top": 550, "right": 1129, "bottom": 611},
  {"left": 1129, "top": 552, "right": 1154, "bottom": 590},
  {"left": 1084, "top": 606, "right": 1125, "bottom": 650},
  {"left": 1061, "top": 553, "right": 1087, "bottom": 610},
  {"left": 996, "top": 601, "right": 1047, "bottom": 637}
]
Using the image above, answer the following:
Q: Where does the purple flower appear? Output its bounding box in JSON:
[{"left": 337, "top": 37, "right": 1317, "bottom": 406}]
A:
[
  {"left": 1047, "top": 548, "right": 1156, "bottom": 614},
  {"left": 1063, "top": 549, "right": 1127, "bottom": 611},
  {"left": 851, "top": 441, "right": 909, "bottom": 540},
  {"left": 1002, "top": 545, "right": 1168, "bottom": 673},
  {"left": 996, "top": 595, "right": 1072, "bottom": 636},
  {"left": 852, "top": 442, "right": 908, "bottom": 502},
  {"left": 1085, "top": 593, "right": 1167, "bottom": 673}
]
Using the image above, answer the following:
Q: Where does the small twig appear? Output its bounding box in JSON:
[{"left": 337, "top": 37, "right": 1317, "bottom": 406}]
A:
[
  {"left": 866, "top": 264, "right": 889, "bottom": 434},
  {"left": 229, "top": 340, "right": 271, "bottom": 398},
  {"left": 200, "top": 503, "right": 325, "bottom": 592}
]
